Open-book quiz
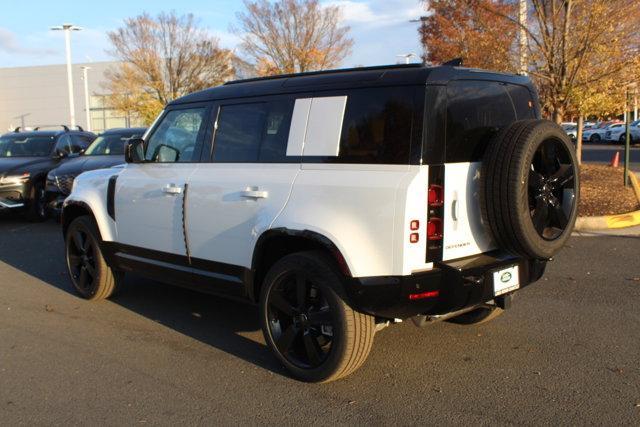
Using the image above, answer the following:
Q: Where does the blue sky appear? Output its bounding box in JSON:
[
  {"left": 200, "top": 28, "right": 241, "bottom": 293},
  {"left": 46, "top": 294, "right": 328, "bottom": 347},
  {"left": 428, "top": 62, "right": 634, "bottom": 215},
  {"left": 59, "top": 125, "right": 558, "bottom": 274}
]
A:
[{"left": 0, "top": 0, "right": 424, "bottom": 69}]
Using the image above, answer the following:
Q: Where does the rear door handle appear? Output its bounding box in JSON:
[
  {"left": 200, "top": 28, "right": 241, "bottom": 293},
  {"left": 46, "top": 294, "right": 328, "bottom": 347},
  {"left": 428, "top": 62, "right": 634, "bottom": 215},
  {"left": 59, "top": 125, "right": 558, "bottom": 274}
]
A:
[
  {"left": 241, "top": 187, "right": 268, "bottom": 199},
  {"left": 162, "top": 184, "right": 183, "bottom": 195}
]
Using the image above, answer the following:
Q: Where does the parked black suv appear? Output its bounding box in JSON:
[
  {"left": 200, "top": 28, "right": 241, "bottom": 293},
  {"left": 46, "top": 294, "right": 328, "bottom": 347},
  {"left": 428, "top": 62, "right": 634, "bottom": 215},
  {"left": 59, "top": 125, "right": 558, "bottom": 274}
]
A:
[
  {"left": 0, "top": 126, "right": 95, "bottom": 221},
  {"left": 46, "top": 127, "right": 146, "bottom": 216}
]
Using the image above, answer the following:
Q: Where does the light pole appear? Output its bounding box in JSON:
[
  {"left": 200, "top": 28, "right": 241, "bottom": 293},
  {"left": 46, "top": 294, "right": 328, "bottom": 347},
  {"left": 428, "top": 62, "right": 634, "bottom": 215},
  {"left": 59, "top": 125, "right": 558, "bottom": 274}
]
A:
[
  {"left": 81, "top": 66, "right": 91, "bottom": 131},
  {"left": 51, "top": 24, "right": 82, "bottom": 128},
  {"left": 396, "top": 53, "right": 418, "bottom": 64},
  {"left": 518, "top": 0, "right": 528, "bottom": 75}
]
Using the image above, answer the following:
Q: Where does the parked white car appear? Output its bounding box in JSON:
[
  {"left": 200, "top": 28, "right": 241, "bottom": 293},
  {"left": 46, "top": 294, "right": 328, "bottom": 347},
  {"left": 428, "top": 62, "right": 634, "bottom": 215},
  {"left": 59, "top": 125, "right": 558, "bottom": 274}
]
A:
[
  {"left": 60, "top": 65, "right": 579, "bottom": 382},
  {"left": 604, "top": 123, "right": 640, "bottom": 144},
  {"left": 582, "top": 123, "right": 625, "bottom": 143}
]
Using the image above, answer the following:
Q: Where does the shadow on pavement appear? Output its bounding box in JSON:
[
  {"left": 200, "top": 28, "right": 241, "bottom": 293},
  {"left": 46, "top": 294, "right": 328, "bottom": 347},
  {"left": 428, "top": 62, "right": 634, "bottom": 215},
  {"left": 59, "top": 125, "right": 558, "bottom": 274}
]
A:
[{"left": 0, "top": 215, "right": 285, "bottom": 376}]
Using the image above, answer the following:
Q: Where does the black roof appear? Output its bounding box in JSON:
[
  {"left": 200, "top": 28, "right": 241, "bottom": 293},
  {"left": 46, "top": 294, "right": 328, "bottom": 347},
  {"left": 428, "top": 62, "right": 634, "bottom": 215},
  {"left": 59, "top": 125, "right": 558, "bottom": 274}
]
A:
[
  {"left": 170, "top": 64, "right": 533, "bottom": 106},
  {"left": 1, "top": 130, "right": 59, "bottom": 138},
  {"left": 99, "top": 127, "right": 147, "bottom": 135}
]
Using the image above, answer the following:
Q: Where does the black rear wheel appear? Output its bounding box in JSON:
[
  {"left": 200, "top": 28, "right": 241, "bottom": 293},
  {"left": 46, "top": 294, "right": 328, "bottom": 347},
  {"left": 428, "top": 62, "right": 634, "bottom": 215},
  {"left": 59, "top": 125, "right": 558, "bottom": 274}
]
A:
[{"left": 260, "top": 251, "right": 374, "bottom": 382}]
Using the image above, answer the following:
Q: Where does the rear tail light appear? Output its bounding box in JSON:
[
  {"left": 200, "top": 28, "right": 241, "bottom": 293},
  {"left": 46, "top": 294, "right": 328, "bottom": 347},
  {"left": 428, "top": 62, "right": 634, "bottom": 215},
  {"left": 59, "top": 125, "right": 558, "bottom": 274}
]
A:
[
  {"left": 408, "top": 290, "right": 440, "bottom": 300},
  {"left": 426, "top": 165, "right": 444, "bottom": 263},
  {"left": 428, "top": 184, "right": 443, "bottom": 207},
  {"left": 427, "top": 218, "right": 443, "bottom": 240}
]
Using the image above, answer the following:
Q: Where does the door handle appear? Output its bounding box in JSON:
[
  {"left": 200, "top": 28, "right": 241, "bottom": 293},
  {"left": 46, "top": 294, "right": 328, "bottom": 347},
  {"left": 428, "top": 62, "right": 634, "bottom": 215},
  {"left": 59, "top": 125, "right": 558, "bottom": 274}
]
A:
[
  {"left": 241, "top": 187, "right": 268, "bottom": 199},
  {"left": 162, "top": 184, "right": 183, "bottom": 195}
]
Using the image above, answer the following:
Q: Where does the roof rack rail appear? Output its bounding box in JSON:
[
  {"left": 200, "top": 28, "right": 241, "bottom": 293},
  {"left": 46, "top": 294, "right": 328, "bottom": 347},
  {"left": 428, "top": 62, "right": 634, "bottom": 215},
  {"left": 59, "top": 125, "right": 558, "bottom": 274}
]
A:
[
  {"left": 32, "top": 125, "right": 70, "bottom": 132},
  {"left": 224, "top": 63, "right": 424, "bottom": 86}
]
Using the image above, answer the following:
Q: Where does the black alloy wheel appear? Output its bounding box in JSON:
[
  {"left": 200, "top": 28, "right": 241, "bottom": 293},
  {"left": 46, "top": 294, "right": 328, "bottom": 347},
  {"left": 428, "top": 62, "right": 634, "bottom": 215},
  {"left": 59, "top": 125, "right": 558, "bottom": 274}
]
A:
[
  {"left": 266, "top": 270, "right": 334, "bottom": 369},
  {"left": 260, "top": 251, "right": 375, "bottom": 382},
  {"left": 26, "top": 182, "right": 47, "bottom": 221},
  {"left": 67, "top": 227, "right": 97, "bottom": 293},
  {"left": 65, "top": 216, "right": 120, "bottom": 300},
  {"left": 528, "top": 138, "right": 577, "bottom": 241}
]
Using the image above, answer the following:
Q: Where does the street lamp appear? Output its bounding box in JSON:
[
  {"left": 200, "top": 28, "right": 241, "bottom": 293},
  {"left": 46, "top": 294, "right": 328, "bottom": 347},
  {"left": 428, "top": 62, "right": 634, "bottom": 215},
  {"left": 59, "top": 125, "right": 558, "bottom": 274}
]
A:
[
  {"left": 81, "top": 66, "right": 91, "bottom": 132},
  {"left": 50, "top": 24, "right": 82, "bottom": 128},
  {"left": 396, "top": 53, "right": 418, "bottom": 64}
]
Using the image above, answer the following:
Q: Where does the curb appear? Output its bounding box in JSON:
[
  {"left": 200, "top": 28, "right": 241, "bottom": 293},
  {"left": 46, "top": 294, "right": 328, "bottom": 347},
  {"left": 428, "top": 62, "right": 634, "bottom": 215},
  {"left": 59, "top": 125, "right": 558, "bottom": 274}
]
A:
[{"left": 574, "top": 171, "right": 640, "bottom": 231}]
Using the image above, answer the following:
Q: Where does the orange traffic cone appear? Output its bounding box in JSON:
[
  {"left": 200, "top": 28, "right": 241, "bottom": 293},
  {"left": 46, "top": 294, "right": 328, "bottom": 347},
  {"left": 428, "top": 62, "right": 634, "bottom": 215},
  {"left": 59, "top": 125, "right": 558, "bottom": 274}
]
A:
[{"left": 611, "top": 151, "right": 620, "bottom": 168}]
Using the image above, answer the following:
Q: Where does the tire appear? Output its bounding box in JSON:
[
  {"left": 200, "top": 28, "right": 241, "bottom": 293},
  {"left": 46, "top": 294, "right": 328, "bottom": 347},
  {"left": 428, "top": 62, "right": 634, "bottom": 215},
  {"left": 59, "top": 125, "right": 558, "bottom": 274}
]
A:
[
  {"left": 25, "top": 181, "right": 47, "bottom": 222},
  {"left": 447, "top": 306, "right": 504, "bottom": 325},
  {"left": 65, "top": 215, "right": 119, "bottom": 300},
  {"left": 481, "top": 119, "right": 579, "bottom": 260},
  {"left": 590, "top": 133, "right": 601, "bottom": 143},
  {"left": 619, "top": 134, "right": 626, "bottom": 144},
  {"left": 260, "top": 251, "right": 375, "bottom": 383}
]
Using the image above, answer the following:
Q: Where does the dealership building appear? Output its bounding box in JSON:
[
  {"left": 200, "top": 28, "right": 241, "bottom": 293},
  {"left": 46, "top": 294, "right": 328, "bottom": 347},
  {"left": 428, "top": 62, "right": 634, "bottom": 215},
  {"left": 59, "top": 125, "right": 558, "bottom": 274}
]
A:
[{"left": 0, "top": 61, "right": 143, "bottom": 134}]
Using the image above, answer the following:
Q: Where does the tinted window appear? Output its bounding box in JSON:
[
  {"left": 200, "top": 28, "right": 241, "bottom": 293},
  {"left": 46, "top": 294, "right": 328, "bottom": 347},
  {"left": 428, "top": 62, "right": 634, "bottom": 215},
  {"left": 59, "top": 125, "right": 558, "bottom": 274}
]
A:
[
  {"left": 85, "top": 132, "right": 141, "bottom": 156},
  {"left": 0, "top": 135, "right": 55, "bottom": 157},
  {"left": 311, "top": 87, "right": 415, "bottom": 164},
  {"left": 54, "top": 134, "right": 74, "bottom": 156},
  {"left": 445, "top": 81, "right": 516, "bottom": 162},
  {"left": 145, "top": 108, "right": 205, "bottom": 163},
  {"left": 211, "top": 100, "right": 293, "bottom": 163},
  {"left": 70, "top": 134, "right": 94, "bottom": 152}
]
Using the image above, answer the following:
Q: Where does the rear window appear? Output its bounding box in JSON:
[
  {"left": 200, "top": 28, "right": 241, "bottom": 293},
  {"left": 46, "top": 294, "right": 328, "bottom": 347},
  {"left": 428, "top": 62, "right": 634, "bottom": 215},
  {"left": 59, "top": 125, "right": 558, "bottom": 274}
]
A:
[
  {"left": 445, "top": 81, "right": 535, "bottom": 162},
  {"left": 305, "top": 86, "right": 418, "bottom": 165}
]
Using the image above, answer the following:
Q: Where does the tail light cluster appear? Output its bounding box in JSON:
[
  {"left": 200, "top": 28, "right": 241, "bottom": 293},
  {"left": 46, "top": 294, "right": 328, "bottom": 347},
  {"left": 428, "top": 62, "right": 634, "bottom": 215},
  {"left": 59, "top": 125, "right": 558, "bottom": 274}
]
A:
[{"left": 426, "top": 165, "right": 444, "bottom": 262}]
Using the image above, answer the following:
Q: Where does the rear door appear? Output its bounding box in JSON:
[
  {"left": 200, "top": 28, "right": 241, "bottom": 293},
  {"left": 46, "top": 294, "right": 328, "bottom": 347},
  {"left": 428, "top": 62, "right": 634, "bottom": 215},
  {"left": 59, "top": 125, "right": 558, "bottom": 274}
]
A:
[
  {"left": 441, "top": 81, "right": 536, "bottom": 261},
  {"left": 185, "top": 96, "right": 299, "bottom": 294}
]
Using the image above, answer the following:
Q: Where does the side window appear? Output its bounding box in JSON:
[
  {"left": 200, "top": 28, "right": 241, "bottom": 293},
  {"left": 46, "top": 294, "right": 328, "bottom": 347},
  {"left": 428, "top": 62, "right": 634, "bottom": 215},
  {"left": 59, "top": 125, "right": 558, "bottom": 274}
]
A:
[
  {"left": 145, "top": 108, "right": 205, "bottom": 163},
  {"left": 54, "top": 134, "right": 73, "bottom": 156},
  {"left": 303, "top": 87, "right": 416, "bottom": 164},
  {"left": 445, "top": 81, "right": 516, "bottom": 162},
  {"left": 70, "top": 134, "right": 94, "bottom": 152},
  {"left": 211, "top": 100, "right": 293, "bottom": 163}
]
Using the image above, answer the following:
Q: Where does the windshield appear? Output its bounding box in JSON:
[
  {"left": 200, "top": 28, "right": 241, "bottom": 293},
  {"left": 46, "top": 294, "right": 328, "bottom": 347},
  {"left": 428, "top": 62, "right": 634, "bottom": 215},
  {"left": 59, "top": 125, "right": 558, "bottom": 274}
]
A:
[
  {"left": 84, "top": 132, "right": 140, "bottom": 156},
  {"left": 0, "top": 135, "right": 55, "bottom": 157}
]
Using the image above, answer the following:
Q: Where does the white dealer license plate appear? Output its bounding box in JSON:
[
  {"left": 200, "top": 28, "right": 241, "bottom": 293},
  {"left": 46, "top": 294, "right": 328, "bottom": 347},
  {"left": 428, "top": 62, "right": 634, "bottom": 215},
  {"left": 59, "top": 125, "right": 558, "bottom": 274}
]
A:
[{"left": 493, "top": 265, "right": 520, "bottom": 296}]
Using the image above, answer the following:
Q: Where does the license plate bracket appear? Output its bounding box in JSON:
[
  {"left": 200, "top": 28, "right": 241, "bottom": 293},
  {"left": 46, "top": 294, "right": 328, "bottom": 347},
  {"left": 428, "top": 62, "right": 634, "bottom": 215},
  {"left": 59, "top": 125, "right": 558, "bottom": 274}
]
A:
[{"left": 492, "top": 265, "right": 520, "bottom": 296}]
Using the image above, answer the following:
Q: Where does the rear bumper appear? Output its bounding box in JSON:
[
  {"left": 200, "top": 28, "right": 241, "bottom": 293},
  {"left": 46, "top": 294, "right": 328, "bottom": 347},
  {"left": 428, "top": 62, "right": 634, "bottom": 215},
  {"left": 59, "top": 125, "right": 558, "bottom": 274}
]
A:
[{"left": 345, "top": 252, "right": 546, "bottom": 320}]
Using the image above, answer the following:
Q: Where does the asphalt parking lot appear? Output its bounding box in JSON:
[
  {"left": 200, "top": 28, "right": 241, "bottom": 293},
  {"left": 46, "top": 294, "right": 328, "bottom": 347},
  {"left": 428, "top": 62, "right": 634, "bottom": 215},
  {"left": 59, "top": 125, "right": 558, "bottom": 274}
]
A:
[
  {"left": 582, "top": 143, "right": 640, "bottom": 172},
  {"left": 1, "top": 217, "right": 639, "bottom": 425}
]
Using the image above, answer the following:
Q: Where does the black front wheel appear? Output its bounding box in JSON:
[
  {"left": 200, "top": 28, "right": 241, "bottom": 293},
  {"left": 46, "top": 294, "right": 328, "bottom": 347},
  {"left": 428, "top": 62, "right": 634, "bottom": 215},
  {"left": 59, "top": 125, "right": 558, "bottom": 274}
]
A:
[
  {"left": 26, "top": 182, "right": 47, "bottom": 222},
  {"left": 260, "top": 251, "right": 375, "bottom": 383},
  {"left": 65, "top": 215, "right": 120, "bottom": 300}
]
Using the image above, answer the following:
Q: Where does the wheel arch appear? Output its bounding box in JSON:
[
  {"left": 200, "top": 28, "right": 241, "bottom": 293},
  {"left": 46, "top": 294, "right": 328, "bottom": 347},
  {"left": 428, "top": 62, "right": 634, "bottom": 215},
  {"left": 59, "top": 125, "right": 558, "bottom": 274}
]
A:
[
  {"left": 62, "top": 201, "right": 100, "bottom": 240},
  {"left": 250, "top": 228, "right": 351, "bottom": 303}
]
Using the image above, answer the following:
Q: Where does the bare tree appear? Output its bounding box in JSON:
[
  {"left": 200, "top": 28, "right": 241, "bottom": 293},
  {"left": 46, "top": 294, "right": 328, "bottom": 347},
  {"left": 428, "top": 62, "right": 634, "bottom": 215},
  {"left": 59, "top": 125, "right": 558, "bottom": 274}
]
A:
[
  {"left": 105, "top": 12, "right": 235, "bottom": 124},
  {"left": 233, "top": 0, "right": 353, "bottom": 75}
]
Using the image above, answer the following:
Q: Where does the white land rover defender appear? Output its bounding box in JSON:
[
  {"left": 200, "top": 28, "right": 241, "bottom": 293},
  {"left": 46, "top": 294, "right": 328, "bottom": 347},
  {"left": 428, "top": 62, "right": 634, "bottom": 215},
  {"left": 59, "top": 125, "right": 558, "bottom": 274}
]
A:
[{"left": 62, "top": 64, "right": 579, "bottom": 382}]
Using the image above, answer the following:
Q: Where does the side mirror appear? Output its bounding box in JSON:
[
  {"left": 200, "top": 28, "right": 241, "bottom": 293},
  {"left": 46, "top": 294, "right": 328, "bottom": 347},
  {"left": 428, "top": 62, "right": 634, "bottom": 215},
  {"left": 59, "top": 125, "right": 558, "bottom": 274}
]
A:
[{"left": 125, "top": 138, "right": 145, "bottom": 163}]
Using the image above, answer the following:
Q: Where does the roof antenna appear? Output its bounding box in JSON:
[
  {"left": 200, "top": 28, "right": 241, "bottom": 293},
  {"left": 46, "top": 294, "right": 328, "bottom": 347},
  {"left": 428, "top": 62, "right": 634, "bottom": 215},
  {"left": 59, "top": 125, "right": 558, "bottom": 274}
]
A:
[{"left": 442, "top": 58, "right": 463, "bottom": 66}]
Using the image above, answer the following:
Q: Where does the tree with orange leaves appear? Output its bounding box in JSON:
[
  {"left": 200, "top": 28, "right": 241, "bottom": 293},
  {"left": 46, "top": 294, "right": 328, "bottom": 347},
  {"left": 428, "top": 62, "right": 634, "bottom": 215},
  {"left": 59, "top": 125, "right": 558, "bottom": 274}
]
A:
[{"left": 419, "top": 0, "right": 518, "bottom": 72}]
